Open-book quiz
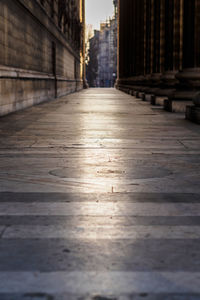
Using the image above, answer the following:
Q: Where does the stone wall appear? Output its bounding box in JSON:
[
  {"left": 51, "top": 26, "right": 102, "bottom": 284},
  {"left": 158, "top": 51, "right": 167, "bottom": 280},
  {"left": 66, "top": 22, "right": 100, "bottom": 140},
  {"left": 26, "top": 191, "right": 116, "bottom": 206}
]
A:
[{"left": 0, "top": 0, "right": 83, "bottom": 116}]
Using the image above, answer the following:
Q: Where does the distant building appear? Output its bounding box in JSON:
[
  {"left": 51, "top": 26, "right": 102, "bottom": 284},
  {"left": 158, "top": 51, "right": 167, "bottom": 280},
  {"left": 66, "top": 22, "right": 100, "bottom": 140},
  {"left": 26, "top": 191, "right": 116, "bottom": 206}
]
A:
[
  {"left": 86, "top": 30, "right": 100, "bottom": 87},
  {"left": 86, "top": 0, "right": 118, "bottom": 88}
]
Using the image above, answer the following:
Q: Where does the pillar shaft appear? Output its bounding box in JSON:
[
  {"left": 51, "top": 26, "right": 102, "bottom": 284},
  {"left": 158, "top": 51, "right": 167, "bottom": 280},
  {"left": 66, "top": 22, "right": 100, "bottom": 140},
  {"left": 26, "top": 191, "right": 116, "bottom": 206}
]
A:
[
  {"left": 118, "top": 0, "right": 126, "bottom": 79},
  {"left": 173, "top": 0, "right": 182, "bottom": 71},
  {"left": 194, "top": 0, "right": 200, "bottom": 67},
  {"left": 153, "top": 0, "right": 161, "bottom": 73},
  {"left": 164, "top": 0, "right": 174, "bottom": 71},
  {"left": 145, "top": 0, "right": 151, "bottom": 75},
  {"left": 160, "top": 0, "right": 165, "bottom": 74},
  {"left": 182, "top": 0, "right": 195, "bottom": 68},
  {"left": 150, "top": 0, "right": 154, "bottom": 74}
]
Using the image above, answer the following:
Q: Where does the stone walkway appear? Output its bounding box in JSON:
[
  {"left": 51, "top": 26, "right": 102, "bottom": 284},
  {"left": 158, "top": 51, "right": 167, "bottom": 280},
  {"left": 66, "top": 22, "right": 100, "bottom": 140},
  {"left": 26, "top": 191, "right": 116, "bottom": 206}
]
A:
[{"left": 0, "top": 88, "right": 200, "bottom": 299}]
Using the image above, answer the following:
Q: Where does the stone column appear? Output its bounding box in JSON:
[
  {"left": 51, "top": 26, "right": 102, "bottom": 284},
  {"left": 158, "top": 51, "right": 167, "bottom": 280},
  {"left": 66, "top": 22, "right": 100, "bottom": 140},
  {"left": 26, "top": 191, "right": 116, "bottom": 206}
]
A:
[
  {"left": 173, "top": 0, "right": 182, "bottom": 71},
  {"left": 176, "top": 0, "right": 195, "bottom": 86},
  {"left": 130, "top": 0, "right": 135, "bottom": 77},
  {"left": 80, "top": 0, "right": 88, "bottom": 88},
  {"left": 126, "top": 0, "right": 133, "bottom": 80},
  {"left": 159, "top": 0, "right": 165, "bottom": 75},
  {"left": 194, "top": 0, "right": 200, "bottom": 68},
  {"left": 117, "top": 0, "right": 126, "bottom": 82},
  {"left": 184, "top": 0, "right": 200, "bottom": 123},
  {"left": 117, "top": 0, "right": 142, "bottom": 91},
  {"left": 133, "top": 0, "right": 145, "bottom": 88},
  {"left": 135, "top": 0, "right": 140, "bottom": 76},
  {"left": 153, "top": 0, "right": 161, "bottom": 74},
  {"left": 144, "top": 0, "right": 151, "bottom": 77},
  {"left": 144, "top": 0, "right": 147, "bottom": 75},
  {"left": 160, "top": 0, "right": 181, "bottom": 94},
  {"left": 138, "top": 0, "right": 145, "bottom": 76},
  {"left": 150, "top": 0, "right": 154, "bottom": 75},
  {"left": 149, "top": 0, "right": 162, "bottom": 90},
  {"left": 162, "top": 0, "right": 174, "bottom": 82}
]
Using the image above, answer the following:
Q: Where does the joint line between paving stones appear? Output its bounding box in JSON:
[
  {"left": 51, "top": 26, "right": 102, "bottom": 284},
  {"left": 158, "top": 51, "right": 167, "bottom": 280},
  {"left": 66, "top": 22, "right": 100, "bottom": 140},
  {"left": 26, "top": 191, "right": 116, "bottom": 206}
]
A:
[
  {"left": 0, "top": 225, "right": 9, "bottom": 239},
  {"left": 178, "top": 140, "right": 189, "bottom": 150}
]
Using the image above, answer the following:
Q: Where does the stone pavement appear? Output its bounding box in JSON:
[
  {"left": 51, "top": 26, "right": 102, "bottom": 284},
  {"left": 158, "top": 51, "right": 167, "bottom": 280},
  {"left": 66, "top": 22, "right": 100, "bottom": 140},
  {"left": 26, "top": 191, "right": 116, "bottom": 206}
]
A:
[{"left": 0, "top": 88, "right": 200, "bottom": 299}]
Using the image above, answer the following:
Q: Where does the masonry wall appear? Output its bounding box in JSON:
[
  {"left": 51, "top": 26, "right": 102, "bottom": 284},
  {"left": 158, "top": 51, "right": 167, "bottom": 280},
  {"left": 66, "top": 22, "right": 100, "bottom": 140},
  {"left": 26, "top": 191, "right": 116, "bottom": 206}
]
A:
[{"left": 0, "top": 0, "right": 83, "bottom": 116}]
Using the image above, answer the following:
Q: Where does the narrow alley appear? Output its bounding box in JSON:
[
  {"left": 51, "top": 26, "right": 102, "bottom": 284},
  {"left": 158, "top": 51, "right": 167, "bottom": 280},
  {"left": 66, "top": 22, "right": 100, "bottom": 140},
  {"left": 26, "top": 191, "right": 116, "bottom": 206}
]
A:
[{"left": 0, "top": 88, "right": 200, "bottom": 299}]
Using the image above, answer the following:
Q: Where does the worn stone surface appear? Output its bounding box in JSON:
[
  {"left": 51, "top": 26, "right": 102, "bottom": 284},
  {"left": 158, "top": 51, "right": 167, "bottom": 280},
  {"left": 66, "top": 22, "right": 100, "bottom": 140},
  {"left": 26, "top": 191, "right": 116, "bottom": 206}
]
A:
[{"left": 0, "top": 88, "right": 200, "bottom": 298}]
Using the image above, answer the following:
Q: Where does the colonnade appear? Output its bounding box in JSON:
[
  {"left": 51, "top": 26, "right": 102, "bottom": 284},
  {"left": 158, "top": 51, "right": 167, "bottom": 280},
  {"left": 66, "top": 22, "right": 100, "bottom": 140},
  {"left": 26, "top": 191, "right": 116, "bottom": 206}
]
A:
[{"left": 117, "top": 0, "right": 200, "bottom": 123}]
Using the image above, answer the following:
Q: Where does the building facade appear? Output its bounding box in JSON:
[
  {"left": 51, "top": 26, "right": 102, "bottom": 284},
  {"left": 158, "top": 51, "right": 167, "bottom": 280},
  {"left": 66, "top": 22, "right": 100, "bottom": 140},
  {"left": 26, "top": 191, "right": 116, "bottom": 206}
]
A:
[
  {"left": 86, "top": 30, "right": 100, "bottom": 87},
  {"left": 117, "top": 0, "right": 200, "bottom": 123},
  {"left": 0, "top": 0, "right": 85, "bottom": 116},
  {"left": 97, "top": 18, "right": 117, "bottom": 87},
  {"left": 86, "top": 0, "right": 118, "bottom": 88}
]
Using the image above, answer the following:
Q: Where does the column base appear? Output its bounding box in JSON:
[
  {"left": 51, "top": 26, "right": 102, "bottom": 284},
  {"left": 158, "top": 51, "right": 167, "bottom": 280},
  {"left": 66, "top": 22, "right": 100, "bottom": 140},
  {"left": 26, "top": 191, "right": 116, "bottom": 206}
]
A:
[
  {"left": 116, "top": 76, "right": 152, "bottom": 94},
  {"left": 186, "top": 106, "right": 200, "bottom": 124},
  {"left": 152, "top": 88, "right": 176, "bottom": 97},
  {"left": 163, "top": 99, "right": 192, "bottom": 113},
  {"left": 161, "top": 70, "right": 179, "bottom": 87},
  {"left": 83, "top": 79, "right": 89, "bottom": 89},
  {"left": 164, "top": 91, "right": 194, "bottom": 113}
]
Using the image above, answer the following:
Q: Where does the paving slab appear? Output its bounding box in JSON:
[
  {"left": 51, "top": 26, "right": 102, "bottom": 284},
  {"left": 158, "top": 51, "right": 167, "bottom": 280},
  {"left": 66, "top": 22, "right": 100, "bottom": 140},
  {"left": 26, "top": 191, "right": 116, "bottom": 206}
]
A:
[{"left": 0, "top": 88, "right": 200, "bottom": 298}]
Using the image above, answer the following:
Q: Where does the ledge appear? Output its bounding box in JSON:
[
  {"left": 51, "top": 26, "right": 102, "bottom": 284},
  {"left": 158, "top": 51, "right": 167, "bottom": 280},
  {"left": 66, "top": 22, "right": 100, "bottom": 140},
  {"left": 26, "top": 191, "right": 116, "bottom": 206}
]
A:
[
  {"left": 0, "top": 65, "right": 82, "bottom": 82},
  {"left": 0, "top": 65, "right": 54, "bottom": 79}
]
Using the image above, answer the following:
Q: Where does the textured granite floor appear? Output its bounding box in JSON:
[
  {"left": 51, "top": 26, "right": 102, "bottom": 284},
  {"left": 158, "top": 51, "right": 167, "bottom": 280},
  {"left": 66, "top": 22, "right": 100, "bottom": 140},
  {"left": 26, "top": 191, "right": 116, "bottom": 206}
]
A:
[{"left": 0, "top": 88, "right": 200, "bottom": 299}]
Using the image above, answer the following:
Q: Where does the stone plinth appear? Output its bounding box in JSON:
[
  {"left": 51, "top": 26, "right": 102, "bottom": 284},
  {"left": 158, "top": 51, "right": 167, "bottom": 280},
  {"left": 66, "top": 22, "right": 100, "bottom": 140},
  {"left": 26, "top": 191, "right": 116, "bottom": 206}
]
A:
[{"left": 186, "top": 106, "right": 200, "bottom": 124}]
